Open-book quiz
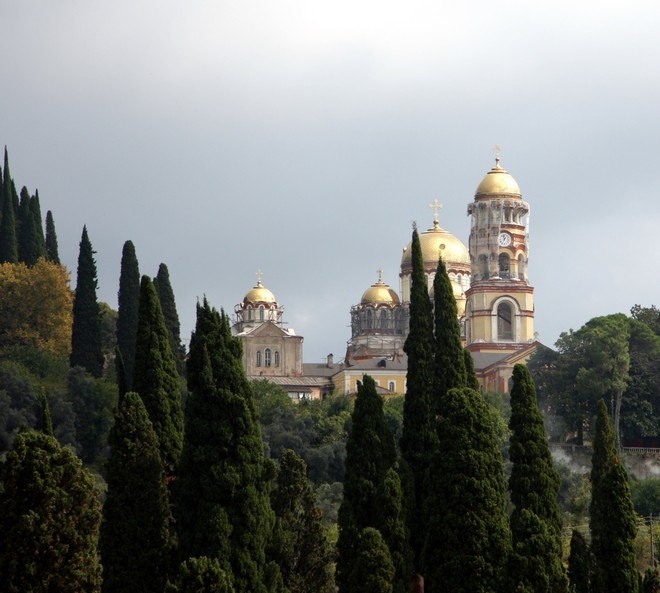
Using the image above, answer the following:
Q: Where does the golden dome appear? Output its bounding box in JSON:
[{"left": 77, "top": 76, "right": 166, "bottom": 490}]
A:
[
  {"left": 401, "top": 220, "right": 470, "bottom": 268},
  {"left": 361, "top": 273, "right": 400, "bottom": 306},
  {"left": 243, "top": 280, "right": 277, "bottom": 305},
  {"left": 475, "top": 157, "right": 521, "bottom": 196}
]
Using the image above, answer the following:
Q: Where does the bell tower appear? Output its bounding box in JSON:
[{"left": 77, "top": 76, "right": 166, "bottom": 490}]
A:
[{"left": 465, "top": 157, "right": 535, "bottom": 353}]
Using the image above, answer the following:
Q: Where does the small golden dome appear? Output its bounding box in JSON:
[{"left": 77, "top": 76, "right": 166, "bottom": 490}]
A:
[
  {"left": 475, "top": 157, "right": 521, "bottom": 196},
  {"left": 243, "top": 280, "right": 277, "bottom": 305},
  {"left": 401, "top": 221, "right": 470, "bottom": 268},
  {"left": 361, "top": 273, "right": 400, "bottom": 306}
]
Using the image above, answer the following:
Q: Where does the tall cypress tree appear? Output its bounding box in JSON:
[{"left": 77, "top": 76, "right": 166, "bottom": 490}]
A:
[
  {"left": 337, "top": 375, "right": 408, "bottom": 593},
  {"left": 153, "top": 262, "right": 183, "bottom": 370},
  {"left": 400, "top": 226, "right": 437, "bottom": 570},
  {"left": 70, "top": 226, "right": 103, "bottom": 377},
  {"left": 116, "top": 240, "right": 140, "bottom": 389},
  {"left": 0, "top": 430, "right": 102, "bottom": 593},
  {"left": 269, "top": 449, "right": 335, "bottom": 593},
  {"left": 18, "top": 186, "right": 43, "bottom": 265},
  {"left": 0, "top": 176, "right": 18, "bottom": 264},
  {"left": 30, "top": 190, "right": 46, "bottom": 255},
  {"left": 433, "top": 256, "right": 466, "bottom": 397},
  {"left": 422, "top": 386, "right": 511, "bottom": 593},
  {"left": 464, "top": 347, "right": 480, "bottom": 391},
  {"left": 100, "top": 391, "right": 172, "bottom": 593},
  {"left": 177, "top": 298, "right": 276, "bottom": 593},
  {"left": 349, "top": 527, "right": 396, "bottom": 593},
  {"left": 568, "top": 529, "right": 590, "bottom": 593},
  {"left": 508, "top": 364, "right": 567, "bottom": 593},
  {"left": 590, "top": 399, "right": 638, "bottom": 593},
  {"left": 45, "top": 210, "right": 61, "bottom": 264},
  {"left": 133, "top": 275, "right": 183, "bottom": 475}
]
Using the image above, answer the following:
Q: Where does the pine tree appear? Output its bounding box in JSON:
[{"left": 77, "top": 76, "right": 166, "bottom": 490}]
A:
[
  {"left": 99, "top": 391, "right": 172, "bottom": 593},
  {"left": 70, "top": 226, "right": 103, "bottom": 376},
  {"left": 45, "top": 210, "right": 60, "bottom": 264},
  {"left": 0, "top": 430, "right": 102, "bottom": 592},
  {"left": 116, "top": 240, "right": 140, "bottom": 389},
  {"left": 422, "top": 386, "right": 511, "bottom": 593},
  {"left": 433, "top": 256, "right": 466, "bottom": 396},
  {"left": 176, "top": 298, "right": 276, "bottom": 593},
  {"left": 0, "top": 175, "right": 18, "bottom": 264},
  {"left": 590, "top": 399, "right": 638, "bottom": 593},
  {"left": 337, "top": 375, "right": 407, "bottom": 593},
  {"left": 269, "top": 449, "right": 334, "bottom": 593},
  {"left": 133, "top": 275, "right": 183, "bottom": 475},
  {"left": 153, "top": 262, "right": 184, "bottom": 371},
  {"left": 508, "top": 364, "right": 567, "bottom": 593},
  {"left": 400, "top": 226, "right": 437, "bottom": 569},
  {"left": 568, "top": 529, "right": 590, "bottom": 593}
]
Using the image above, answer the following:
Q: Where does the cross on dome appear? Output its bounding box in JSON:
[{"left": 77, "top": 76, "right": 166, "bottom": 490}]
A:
[{"left": 429, "top": 199, "right": 443, "bottom": 226}]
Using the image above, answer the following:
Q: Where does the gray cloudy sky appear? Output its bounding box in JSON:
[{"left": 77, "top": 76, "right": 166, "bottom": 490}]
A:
[{"left": 2, "top": 1, "right": 659, "bottom": 361}]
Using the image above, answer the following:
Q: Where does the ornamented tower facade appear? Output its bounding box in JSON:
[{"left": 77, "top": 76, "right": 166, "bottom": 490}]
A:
[{"left": 465, "top": 158, "right": 535, "bottom": 354}]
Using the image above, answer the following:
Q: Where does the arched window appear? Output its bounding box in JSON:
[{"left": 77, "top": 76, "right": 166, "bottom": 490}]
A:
[
  {"left": 274, "top": 351, "right": 280, "bottom": 367},
  {"left": 388, "top": 381, "right": 395, "bottom": 392},
  {"left": 366, "top": 308, "right": 374, "bottom": 329},
  {"left": 497, "top": 302, "right": 513, "bottom": 340},
  {"left": 498, "top": 253, "right": 510, "bottom": 278},
  {"left": 259, "top": 306, "right": 265, "bottom": 322},
  {"left": 380, "top": 309, "right": 388, "bottom": 330},
  {"left": 256, "top": 350, "right": 262, "bottom": 367},
  {"left": 246, "top": 306, "right": 253, "bottom": 321},
  {"left": 265, "top": 348, "right": 271, "bottom": 367}
]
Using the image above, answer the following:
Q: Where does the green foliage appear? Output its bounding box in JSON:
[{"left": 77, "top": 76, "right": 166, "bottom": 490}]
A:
[
  {"left": 40, "top": 389, "right": 53, "bottom": 436},
  {"left": 464, "top": 347, "right": 480, "bottom": 391},
  {"left": 349, "top": 527, "right": 395, "bottom": 593},
  {"left": 153, "top": 262, "right": 185, "bottom": 372},
  {"left": 0, "top": 170, "right": 18, "bottom": 264},
  {"left": 631, "top": 304, "right": 660, "bottom": 336},
  {"left": 70, "top": 226, "right": 103, "bottom": 377},
  {"left": 177, "top": 298, "right": 276, "bottom": 593},
  {"left": 433, "top": 256, "right": 466, "bottom": 396},
  {"left": 45, "top": 210, "right": 60, "bottom": 264},
  {"left": 29, "top": 192, "right": 46, "bottom": 256},
  {"left": 133, "top": 275, "right": 183, "bottom": 474},
  {"left": 422, "top": 387, "right": 511, "bottom": 593},
  {"left": 116, "top": 240, "right": 140, "bottom": 389},
  {"left": 567, "top": 529, "right": 590, "bottom": 593},
  {"left": 68, "top": 367, "right": 118, "bottom": 465},
  {"left": 630, "top": 478, "right": 660, "bottom": 518},
  {"left": 168, "top": 557, "right": 235, "bottom": 593},
  {"left": 508, "top": 364, "right": 567, "bottom": 593},
  {"left": 590, "top": 400, "right": 639, "bottom": 593},
  {"left": 269, "top": 449, "right": 335, "bottom": 593},
  {"left": 100, "top": 391, "right": 172, "bottom": 593},
  {"left": 401, "top": 227, "right": 437, "bottom": 567},
  {"left": 0, "top": 430, "right": 102, "bottom": 593},
  {"left": 642, "top": 568, "right": 660, "bottom": 593},
  {"left": 17, "top": 186, "right": 44, "bottom": 265},
  {"left": 337, "top": 375, "right": 407, "bottom": 593}
]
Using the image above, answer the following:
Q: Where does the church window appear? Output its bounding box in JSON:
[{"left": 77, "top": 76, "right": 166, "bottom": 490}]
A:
[
  {"left": 274, "top": 351, "right": 280, "bottom": 367},
  {"left": 518, "top": 254, "right": 525, "bottom": 280},
  {"left": 497, "top": 302, "right": 513, "bottom": 340},
  {"left": 265, "top": 348, "right": 272, "bottom": 367},
  {"left": 380, "top": 310, "right": 388, "bottom": 329},
  {"left": 388, "top": 381, "right": 396, "bottom": 392},
  {"left": 366, "top": 308, "right": 374, "bottom": 329},
  {"left": 498, "top": 253, "right": 510, "bottom": 278},
  {"left": 256, "top": 351, "right": 262, "bottom": 367},
  {"left": 246, "top": 306, "right": 253, "bottom": 321},
  {"left": 259, "top": 306, "right": 265, "bottom": 322}
]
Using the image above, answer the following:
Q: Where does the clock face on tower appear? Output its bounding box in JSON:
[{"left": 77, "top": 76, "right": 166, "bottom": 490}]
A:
[{"left": 498, "top": 232, "right": 512, "bottom": 247}]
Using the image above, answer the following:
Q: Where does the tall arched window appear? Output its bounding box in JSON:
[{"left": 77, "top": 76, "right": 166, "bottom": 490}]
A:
[
  {"left": 498, "top": 253, "right": 510, "bottom": 278},
  {"left": 265, "top": 348, "right": 272, "bottom": 367},
  {"left": 388, "top": 381, "right": 396, "bottom": 392},
  {"left": 259, "top": 306, "right": 265, "bottom": 322},
  {"left": 274, "top": 351, "right": 280, "bottom": 367},
  {"left": 256, "top": 350, "right": 262, "bottom": 367},
  {"left": 380, "top": 309, "right": 388, "bottom": 330},
  {"left": 246, "top": 306, "right": 253, "bottom": 321},
  {"left": 366, "top": 308, "right": 374, "bottom": 329},
  {"left": 497, "top": 302, "right": 513, "bottom": 340}
]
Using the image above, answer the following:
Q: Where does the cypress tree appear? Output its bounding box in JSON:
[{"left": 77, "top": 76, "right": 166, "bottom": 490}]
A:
[
  {"left": 153, "top": 262, "right": 184, "bottom": 370},
  {"left": 567, "top": 529, "right": 590, "bottom": 593},
  {"left": 508, "top": 364, "right": 567, "bottom": 593},
  {"left": 45, "top": 210, "right": 61, "bottom": 264},
  {"left": 70, "top": 226, "right": 103, "bottom": 377},
  {"left": 168, "top": 557, "right": 234, "bottom": 593},
  {"left": 400, "top": 226, "right": 437, "bottom": 569},
  {"left": 17, "top": 186, "right": 42, "bottom": 265},
  {"left": 133, "top": 275, "right": 183, "bottom": 475},
  {"left": 464, "top": 348, "right": 480, "bottom": 390},
  {"left": 0, "top": 176, "right": 18, "bottom": 264},
  {"left": 433, "top": 256, "right": 466, "bottom": 396},
  {"left": 40, "top": 389, "right": 54, "bottom": 436},
  {"left": 337, "top": 375, "right": 407, "bottom": 593},
  {"left": 0, "top": 430, "right": 102, "bottom": 592},
  {"left": 349, "top": 527, "right": 395, "bottom": 593},
  {"left": 590, "top": 399, "right": 638, "bottom": 593},
  {"left": 269, "top": 449, "right": 335, "bottom": 593},
  {"left": 99, "top": 391, "right": 172, "bottom": 593},
  {"left": 176, "top": 298, "right": 275, "bottom": 593},
  {"left": 422, "top": 386, "right": 511, "bottom": 593},
  {"left": 30, "top": 190, "right": 46, "bottom": 256},
  {"left": 116, "top": 240, "right": 140, "bottom": 389}
]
